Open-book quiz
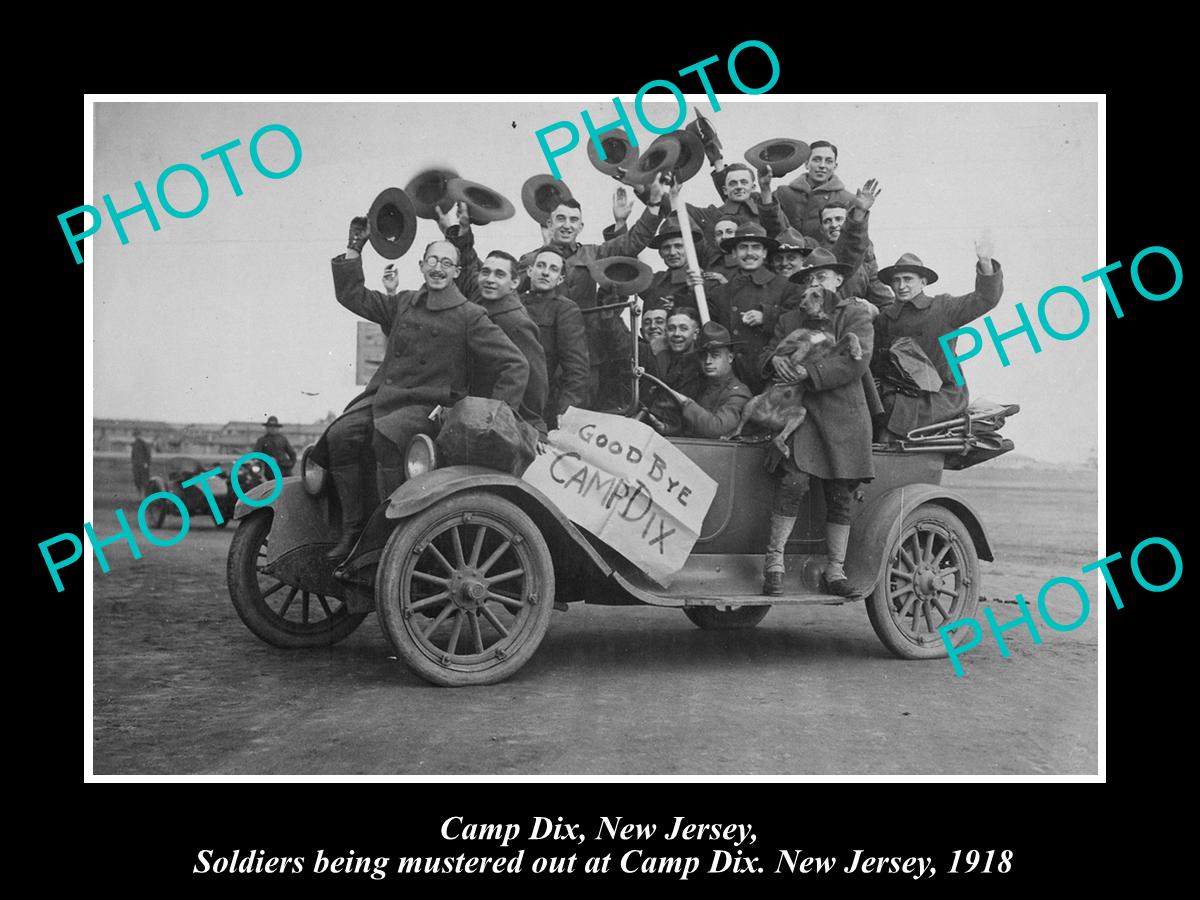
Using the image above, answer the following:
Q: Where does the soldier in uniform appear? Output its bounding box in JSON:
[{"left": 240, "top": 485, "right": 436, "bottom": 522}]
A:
[
  {"left": 758, "top": 279, "right": 876, "bottom": 598},
  {"left": 639, "top": 214, "right": 707, "bottom": 315},
  {"left": 773, "top": 140, "right": 857, "bottom": 241},
  {"left": 253, "top": 416, "right": 296, "bottom": 476},
  {"left": 649, "top": 322, "right": 753, "bottom": 439},
  {"left": 872, "top": 242, "right": 1004, "bottom": 440},
  {"left": 706, "top": 222, "right": 805, "bottom": 395},
  {"left": 518, "top": 248, "right": 590, "bottom": 430},
  {"left": 325, "top": 217, "right": 529, "bottom": 561},
  {"left": 130, "top": 429, "right": 152, "bottom": 495}
]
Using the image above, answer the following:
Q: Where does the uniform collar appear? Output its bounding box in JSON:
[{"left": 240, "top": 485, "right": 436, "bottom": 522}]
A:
[
  {"left": 884, "top": 291, "right": 932, "bottom": 318},
  {"left": 735, "top": 266, "right": 775, "bottom": 286},
  {"left": 482, "top": 291, "right": 525, "bottom": 316},
  {"left": 664, "top": 266, "right": 689, "bottom": 285},
  {"left": 419, "top": 282, "right": 469, "bottom": 311},
  {"left": 720, "top": 195, "right": 759, "bottom": 216}
]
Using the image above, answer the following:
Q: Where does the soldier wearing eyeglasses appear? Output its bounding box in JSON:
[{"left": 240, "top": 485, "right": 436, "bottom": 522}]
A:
[{"left": 323, "top": 218, "right": 529, "bottom": 562}]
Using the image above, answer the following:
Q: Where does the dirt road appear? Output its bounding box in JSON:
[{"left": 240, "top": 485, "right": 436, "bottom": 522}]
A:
[{"left": 90, "top": 468, "right": 1097, "bottom": 775}]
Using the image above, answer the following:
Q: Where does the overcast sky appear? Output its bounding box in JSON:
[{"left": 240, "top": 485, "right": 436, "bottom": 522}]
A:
[{"left": 91, "top": 99, "right": 1098, "bottom": 462}]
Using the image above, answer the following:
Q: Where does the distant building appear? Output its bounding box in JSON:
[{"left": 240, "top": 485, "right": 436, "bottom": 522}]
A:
[{"left": 94, "top": 416, "right": 333, "bottom": 457}]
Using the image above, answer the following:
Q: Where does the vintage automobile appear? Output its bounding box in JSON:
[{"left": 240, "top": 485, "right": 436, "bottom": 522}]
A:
[
  {"left": 225, "top": 307, "right": 1019, "bottom": 687},
  {"left": 145, "top": 455, "right": 271, "bottom": 529}
]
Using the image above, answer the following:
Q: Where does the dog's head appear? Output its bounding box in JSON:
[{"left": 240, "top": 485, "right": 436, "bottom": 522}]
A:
[{"left": 797, "top": 285, "right": 832, "bottom": 321}]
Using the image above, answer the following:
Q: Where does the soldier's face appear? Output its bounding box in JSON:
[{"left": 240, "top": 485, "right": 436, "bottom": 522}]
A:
[
  {"left": 724, "top": 170, "right": 755, "bottom": 202},
  {"left": 774, "top": 250, "right": 807, "bottom": 278},
  {"left": 805, "top": 268, "right": 844, "bottom": 293},
  {"left": 529, "top": 252, "right": 565, "bottom": 293},
  {"left": 892, "top": 272, "right": 927, "bottom": 302},
  {"left": 420, "top": 241, "right": 460, "bottom": 290},
  {"left": 642, "top": 310, "right": 667, "bottom": 342},
  {"left": 714, "top": 220, "right": 738, "bottom": 245},
  {"left": 735, "top": 240, "right": 766, "bottom": 271},
  {"left": 821, "top": 208, "right": 847, "bottom": 242},
  {"left": 479, "top": 256, "right": 518, "bottom": 301},
  {"left": 700, "top": 347, "right": 733, "bottom": 378},
  {"left": 666, "top": 315, "right": 698, "bottom": 353},
  {"left": 548, "top": 204, "right": 584, "bottom": 245},
  {"left": 808, "top": 147, "right": 838, "bottom": 184},
  {"left": 659, "top": 237, "right": 686, "bottom": 269}
]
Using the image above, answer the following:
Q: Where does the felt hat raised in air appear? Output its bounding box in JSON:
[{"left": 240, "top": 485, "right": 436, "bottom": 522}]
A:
[
  {"left": 446, "top": 177, "right": 516, "bottom": 225},
  {"left": 404, "top": 167, "right": 459, "bottom": 220},
  {"left": 367, "top": 187, "right": 418, "bottom": 260},
  {"left": 877, "top": 252, "right": 940, "bottom": 285},
  {"left": 622, "top": 133, "right": 683, "bottom": 185},
  {"left": 586, "top": 128, "right": 640, "bottom": 180},
  {"left": 744, "top": 138, "right": 811, "bottom": 177},
  {"left": 521, "top": 175, "right": 574, "bottom": 224},
  {"left": 588, "top": 256, "right": 654, "bottom": 297}
]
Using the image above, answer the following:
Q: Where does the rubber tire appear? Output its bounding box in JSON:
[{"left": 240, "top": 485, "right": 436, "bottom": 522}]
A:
[
  {"left": 683, "top": 605, "right": 771, "bottom": 630},
  {"left": 376, "top": 491, "right": 555, "bottom": 687},
  {"left": 865, "top": 504, "right": 980, "bottom": 660},
  {"left": 144, "top": 477, "right": 169, "bottom": 529},
  {"left": 227, "top": 510, "right": 367, "bottom": 649}
]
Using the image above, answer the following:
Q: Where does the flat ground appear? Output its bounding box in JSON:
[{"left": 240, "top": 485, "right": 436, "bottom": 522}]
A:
[{"left": 90, "top": 465, "right": 1098, "bottom": 775}]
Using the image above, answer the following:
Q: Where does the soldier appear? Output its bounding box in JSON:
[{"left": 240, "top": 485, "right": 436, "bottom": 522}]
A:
[
  {"left": 253, "top": 416, "right": 296, "bottom": 476},
  {"left": 643, "top": 307, "right": 704, "bottom": 434},
  {"left": 520, "top": 176, "right": 670, "bottom": 408},
  {"left": 437, "top": 203, "right": 549, "bottom": 437},
  {"left": 641, "top": 306, "right": 668, "bottom": 355},
  {"left": 706, "top": 222, "right": 805, "bottom": 395},
  {"left": 873, "top": 242, "right": 1004, "bottom": 440},
  {"left": 758, "top": 279, "right": 875, "bottom": 598},
  {"left": 774, "top": 140, "right": 857, "bottom": 241},
  {"left": 326, "top": 218, "right": 529, "bottom": 561},
  {"left": 639, "top": 213, "right": 707, "bottom": 315},
  {"left": 814, "top": 203, "right": 893, "bottom": 310},
  {"left": 649, "top": 322, "right": 753, "bottom": 439},
  {"left": 130, "top": 429, "right": 152, "bottom": 495}
]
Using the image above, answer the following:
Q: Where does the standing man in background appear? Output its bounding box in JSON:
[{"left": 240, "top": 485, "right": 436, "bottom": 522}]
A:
[
  {"left": 131, "top": 429, "right": 152, "bottom": 496},
  {"left": 254, "top": 416, "right": 297, "bottom": 477}
]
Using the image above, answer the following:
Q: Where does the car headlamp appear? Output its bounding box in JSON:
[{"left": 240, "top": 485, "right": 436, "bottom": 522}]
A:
[
  {"left": 301, "top": 444, "right": 326, "bottom": 496},
  {"left": 405, "top": 434, "right": 438, "bottom": 481}
]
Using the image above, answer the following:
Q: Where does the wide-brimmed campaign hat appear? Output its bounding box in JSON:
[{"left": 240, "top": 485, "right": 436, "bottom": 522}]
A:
[
  {"left": 686, "top": 111, "right": 722, "bottom": 159},
  {"left": 666, "top": 129, "right": 706, "bottom": 183},
  {"left": 586, "top": 128, "right": 640, "bottom": 180},
  {"left": 719, "top": 221, "right": 779, "bottom": 254},
  {"left": 265, "top": 415, "right": 281, "bottom": 427},
  {"left": 623, "top": 133, "right": 683, "bottom": 185},
  {"left": 878, "top": 252, "right": 940, "bottom": 285},
  {"left": 692, "top": 321, "right": 744, "bottom": 352},
  {"left": 744, "top": 138, "right": 811, "bottom": 177},
  {"left": 367, "top": 187, "right": 418, "bottom": 260},
  {"left": 648, "top": 213, "right": 703, "bottom": 249},
  {"left": 405, "top": 167, "right": 459, "bottom": 220},
  {"left": 521, "top": 175, "right": 573, "bottom": 223},
  {"left": 772, "top": 227, "right": 817, "bottom": 255},
  {"left": 588, "top": 256, "right": 653, "bottom": 297},
  {"left": 446, "top": 177, "right": 515, "bottom": 224},
  {"left": 789, "top": 247, "right": 853, "bottom": 280}
]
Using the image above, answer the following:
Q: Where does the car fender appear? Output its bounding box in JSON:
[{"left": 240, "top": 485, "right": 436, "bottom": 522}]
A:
[
  {"left": 232, "top": 477, "right": 335, "bottom": 564},
  {"left": 369, "top": 465, "right": 612, "bottom": 579},
  {"left": 846, "top": 483, "right": 994, "bottom": 594}
]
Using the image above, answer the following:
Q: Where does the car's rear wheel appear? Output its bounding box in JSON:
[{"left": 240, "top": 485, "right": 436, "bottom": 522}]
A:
[
  {"left": 866, "top": 504, "right": 980, "bottom": 659},
  {"left": 227, "top": 510, "right": 367, "bottom": 648},
  {"left": 376, "top": 492, "right": 555, "bottom": 686},
  {"left": 683, "top": 605, "right": 770, "bottom": 630}
]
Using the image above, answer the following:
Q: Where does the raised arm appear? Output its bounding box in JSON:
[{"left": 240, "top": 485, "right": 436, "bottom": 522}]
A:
[
  {"left": 939, "top": 241, "right": 1003, "bottom": 328},
  {"left": 332, "top": 216, "right": 399, "bottom": 329},
  {"left": 595, "top": 174, "right": 668, "bottom": 259},
  {"left": 831, "top": 180, "right": 882, "bottom": 273},
  {"left": 438, "top": 202, "right": 482, "bottom": 302}
]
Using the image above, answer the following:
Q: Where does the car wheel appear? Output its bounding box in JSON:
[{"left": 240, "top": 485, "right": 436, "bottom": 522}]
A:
[
  {"left": 226, "top": 510, "right": 367, "bottom": 649},
  {"left": 376, "top": 491, "right": 555, "bottom": 687},
  {"left": 866, "top": 504, "right": 980, "bottom": 660},
  {"left": 683, "top": 605, "right": 770, "bottom": 630},
  {"left": 144, "top": 477, "right": 169, "bottom": 529}
]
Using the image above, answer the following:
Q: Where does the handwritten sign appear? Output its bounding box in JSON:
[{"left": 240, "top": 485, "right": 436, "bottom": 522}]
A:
[{"left": 522, "top": 409, "right": 716, "bottom": 586}]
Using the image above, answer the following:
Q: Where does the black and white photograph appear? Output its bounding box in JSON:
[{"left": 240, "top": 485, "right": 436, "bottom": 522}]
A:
[{"left": 82, "top": 96, "right": 1101, "bottom": 777}]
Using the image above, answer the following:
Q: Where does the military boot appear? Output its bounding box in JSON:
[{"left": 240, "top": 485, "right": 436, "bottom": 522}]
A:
[
  {"left": 325, "top": 466, "right": 366, "bottom": 562},
  {"left": 823, "top": 522, "right": 857, "bottom": 597},
  {"left": 762, "top": 514, "right": 797, "bottom": 596}
]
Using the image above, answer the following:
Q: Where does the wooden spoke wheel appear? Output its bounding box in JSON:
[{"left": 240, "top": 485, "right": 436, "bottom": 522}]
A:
[
  {"left": 866, "top": 504, "right": 980, "bottom": 659},
  {"left": 143, "top": 477, "right": 169, "bottom": 529},
  {"left": 683, "top": 605, "right": 770, "bottom": 630},
  {"left": 376, "top": 492, "right": 555, "bottom": 687},
  {"left": 226, "top": 511, "right": 367, "bottom": 648}
]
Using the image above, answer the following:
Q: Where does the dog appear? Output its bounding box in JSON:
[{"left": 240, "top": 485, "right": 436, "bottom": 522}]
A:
[{"left": 726, "top": 286, "right": 863, "bottom": 457}]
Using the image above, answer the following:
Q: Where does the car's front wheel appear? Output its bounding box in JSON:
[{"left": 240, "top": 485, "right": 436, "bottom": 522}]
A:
[{"left": 376, "top": 492, "right": 555, "bottom": 686}]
